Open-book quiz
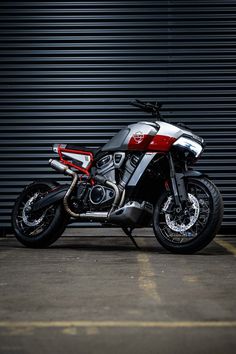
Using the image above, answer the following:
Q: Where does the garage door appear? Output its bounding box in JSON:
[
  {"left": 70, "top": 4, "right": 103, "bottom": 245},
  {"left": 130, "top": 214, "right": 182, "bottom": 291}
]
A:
[{"left": 0, "top": 1, "right": 235, "bottom": 230}]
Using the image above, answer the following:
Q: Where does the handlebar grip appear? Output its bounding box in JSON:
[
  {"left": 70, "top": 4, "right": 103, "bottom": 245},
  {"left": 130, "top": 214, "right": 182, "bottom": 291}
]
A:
[
  {"left": 130, "top": 99, "right": 163, "bottom": 118},
  {"left": 130, "top": 99, "right": 145, "bottom": 109}
]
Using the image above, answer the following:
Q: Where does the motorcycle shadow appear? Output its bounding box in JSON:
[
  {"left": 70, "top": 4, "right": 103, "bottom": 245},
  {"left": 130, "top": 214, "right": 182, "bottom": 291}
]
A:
[
  {"left": 50, "top": 236, "right": 226, "bottom": 255},
  {"left": 2, "top": 236, "right": 228, "bottom": 255}
]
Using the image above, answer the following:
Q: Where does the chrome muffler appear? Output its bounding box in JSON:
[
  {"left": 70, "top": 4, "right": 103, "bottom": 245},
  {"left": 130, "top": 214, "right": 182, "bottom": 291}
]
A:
[{"left": 49, "top": 159, "right": 74, "bottom": 177}]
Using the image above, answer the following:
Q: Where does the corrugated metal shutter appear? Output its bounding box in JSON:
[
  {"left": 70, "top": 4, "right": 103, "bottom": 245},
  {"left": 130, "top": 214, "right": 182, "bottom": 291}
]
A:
[{"left": 0, "top": 0, "right": 235, "bottom": 230}]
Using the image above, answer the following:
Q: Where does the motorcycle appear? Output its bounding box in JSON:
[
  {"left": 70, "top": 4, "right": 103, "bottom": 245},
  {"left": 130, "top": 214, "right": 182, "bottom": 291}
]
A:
[{"left": 12, "top": 99, "right": 223, "bottom": 253}]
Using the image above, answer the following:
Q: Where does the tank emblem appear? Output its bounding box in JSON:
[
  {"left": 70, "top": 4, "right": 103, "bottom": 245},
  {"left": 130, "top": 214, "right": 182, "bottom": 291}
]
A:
[{"left": 133, "top": 131, "right": 144, "bottom": 144}]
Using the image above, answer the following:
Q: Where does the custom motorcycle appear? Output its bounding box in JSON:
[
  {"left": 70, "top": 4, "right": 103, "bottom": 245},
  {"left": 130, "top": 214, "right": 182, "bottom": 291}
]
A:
[{"left": 12, "top": 100, "right": 223, "bottom": 253}]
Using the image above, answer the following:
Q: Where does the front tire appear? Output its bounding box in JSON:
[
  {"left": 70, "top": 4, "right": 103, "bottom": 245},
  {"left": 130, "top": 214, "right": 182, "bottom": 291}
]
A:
[
  {"left": 153, "top": 177, "right": 223, "bottom": 254},
  {"left": 12, "top": 181, "right": 69, "bottom": 248}
]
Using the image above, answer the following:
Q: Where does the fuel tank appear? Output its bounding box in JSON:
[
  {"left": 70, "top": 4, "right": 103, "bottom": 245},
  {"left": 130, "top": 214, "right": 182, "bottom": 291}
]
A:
[{"left": 102, "top": 121, "right": 183, "bottom": 152}]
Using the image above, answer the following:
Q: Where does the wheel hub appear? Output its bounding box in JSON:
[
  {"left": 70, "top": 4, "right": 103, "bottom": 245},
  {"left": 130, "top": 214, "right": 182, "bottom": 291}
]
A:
[
  {"left": 163, "top": 193, "right": 200, "bottom": 233},
  {"left": 22, "top": 193, "right": 46, "bottom": 227}
]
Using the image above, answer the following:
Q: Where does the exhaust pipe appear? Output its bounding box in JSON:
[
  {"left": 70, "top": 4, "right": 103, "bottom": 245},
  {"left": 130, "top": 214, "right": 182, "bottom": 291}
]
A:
[
  {"left": 76, "top": 211, "right": 108, "bottom": 221},
  {"left": 49, "top": 159, "right": 74, "bottom": 177},
  {"left": 49, "top": 159, "right": 80, "bottom": 217},
  {"left": 94, "top": 174, "right": 120, "bottom": 214},
  {"left": 49, "top": 159, "right": 118, "bottom": 220}
]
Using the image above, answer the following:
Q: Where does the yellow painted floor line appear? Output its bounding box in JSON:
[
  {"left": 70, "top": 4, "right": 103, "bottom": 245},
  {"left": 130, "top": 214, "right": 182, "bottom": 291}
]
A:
[
  {"left": 0, "top": 321, "right": 236, "bottom": 329},
  {"left": 215, "top": 239, "right": 236, "bottom": 256},
  {"left": 137, "top": 253, "right": 161, "bottom": 304}
]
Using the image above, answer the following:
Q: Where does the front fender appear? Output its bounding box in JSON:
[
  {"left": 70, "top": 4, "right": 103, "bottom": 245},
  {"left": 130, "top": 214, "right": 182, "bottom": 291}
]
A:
[
  {"left": 182, "top": 170, "right": 206, "bottom": 178},
  {"left": 31, "top": 184, "right": 69, "bottom": 212}
]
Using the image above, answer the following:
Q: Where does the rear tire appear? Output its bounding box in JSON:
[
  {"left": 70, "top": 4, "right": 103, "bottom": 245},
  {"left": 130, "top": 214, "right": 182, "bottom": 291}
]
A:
[
  {"left": 153, "top": 177, "right": 223, "bottom": 254},
  {"left": 12, "top": 180, "right": 69, "bottom": 248}
]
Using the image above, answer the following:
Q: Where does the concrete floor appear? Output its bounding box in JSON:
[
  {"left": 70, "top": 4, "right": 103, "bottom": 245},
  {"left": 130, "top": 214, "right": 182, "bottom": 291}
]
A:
[{"left": 0, "top": 228, "right": 236, "bottom": 354}]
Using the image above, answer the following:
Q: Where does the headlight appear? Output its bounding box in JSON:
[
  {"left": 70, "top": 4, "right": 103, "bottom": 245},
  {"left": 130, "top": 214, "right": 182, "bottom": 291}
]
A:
[{"left": 172, "top": 137, "right": 203, "bottom": 160}]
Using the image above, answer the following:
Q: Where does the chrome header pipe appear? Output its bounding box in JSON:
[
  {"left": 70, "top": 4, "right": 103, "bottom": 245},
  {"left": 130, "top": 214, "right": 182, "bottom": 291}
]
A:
[
  {"left": 49, "top": 159, "right": 80, "bottom": 217},
  {"left": 49, "top": 159, "right": 109, "bottom": 220},
  {"left": 49, "top": 159, "right": 120, "bottom": 220}
]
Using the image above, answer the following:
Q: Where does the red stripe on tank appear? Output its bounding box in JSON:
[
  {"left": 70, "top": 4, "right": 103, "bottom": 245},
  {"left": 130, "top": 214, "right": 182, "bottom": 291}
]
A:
[{"left": 147, "top": 135, "right": 176, "bottom": 152}]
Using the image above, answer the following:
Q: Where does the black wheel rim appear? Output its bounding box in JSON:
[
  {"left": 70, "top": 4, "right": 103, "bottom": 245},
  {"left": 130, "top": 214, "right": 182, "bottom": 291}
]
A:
[
  {"left": 16, "top": 185, "right": 56, "bottom": 238},
  {"left": 158, "top": 181, "right": 211, "bottom": 244}
]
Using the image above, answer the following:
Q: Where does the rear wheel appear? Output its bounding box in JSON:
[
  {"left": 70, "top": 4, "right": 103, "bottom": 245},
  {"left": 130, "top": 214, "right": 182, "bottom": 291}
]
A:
[
  {"left": 153, "top": 177, "right": 223, "bottom": 254},
  {"left": 12, "top": 181, "right": 69, "bottom": 248}
]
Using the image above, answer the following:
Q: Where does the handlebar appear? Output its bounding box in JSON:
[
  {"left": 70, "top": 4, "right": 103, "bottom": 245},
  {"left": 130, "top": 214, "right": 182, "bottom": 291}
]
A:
[{"left": 130, "top": 99, "right": 163, "bottom": 120}]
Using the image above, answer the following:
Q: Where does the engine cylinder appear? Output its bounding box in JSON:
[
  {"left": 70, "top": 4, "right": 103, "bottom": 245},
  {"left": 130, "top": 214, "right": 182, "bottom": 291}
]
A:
[
  {"left": 118, "top": 154, "right": 139, "bottom": 190},
  {"left": 96, "top": 154, "right": 116, "bottom": 183}
]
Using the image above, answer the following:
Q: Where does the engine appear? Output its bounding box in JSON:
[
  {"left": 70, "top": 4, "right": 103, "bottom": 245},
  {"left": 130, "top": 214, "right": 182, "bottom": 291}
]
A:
[
  {"left": 96, "top": 154, "right": 117, "bottom": 183},
  {"left": 74, "top": 152, "right": 140, "bottom": 211},
  {"left": 96, "top": 152, "right": 139, "bottom": 190},
  {"left": 94, "top": 152, "right": 139, "bottom": 205}
]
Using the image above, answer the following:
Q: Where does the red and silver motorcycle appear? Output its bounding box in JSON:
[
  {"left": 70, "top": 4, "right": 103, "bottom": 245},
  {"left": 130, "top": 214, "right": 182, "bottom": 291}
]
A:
[{"left": 12, "top": 100, "right": 223, "bottom": 253}]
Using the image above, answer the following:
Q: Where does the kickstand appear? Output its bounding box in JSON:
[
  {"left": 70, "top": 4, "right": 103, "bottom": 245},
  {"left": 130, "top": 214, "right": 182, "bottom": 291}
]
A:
[{"left": 122, "top": 227, "right": 139, "bottom": 249}]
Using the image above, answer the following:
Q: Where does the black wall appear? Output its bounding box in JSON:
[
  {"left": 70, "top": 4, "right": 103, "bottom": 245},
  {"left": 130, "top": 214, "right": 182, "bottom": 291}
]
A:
[{"left": 0, "top": 1, "right": 236, "bottom": 230}]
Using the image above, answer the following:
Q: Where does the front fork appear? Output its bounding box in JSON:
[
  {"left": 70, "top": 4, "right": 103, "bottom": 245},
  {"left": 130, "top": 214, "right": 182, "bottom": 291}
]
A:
[{"left": 167, "top": 153, "right": 188, "bottom": 211}]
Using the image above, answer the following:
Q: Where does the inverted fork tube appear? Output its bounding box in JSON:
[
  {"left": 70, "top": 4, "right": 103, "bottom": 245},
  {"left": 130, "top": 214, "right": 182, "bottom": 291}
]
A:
[{"left": 167, "top": 154, "right": 179, "bottom": 205}]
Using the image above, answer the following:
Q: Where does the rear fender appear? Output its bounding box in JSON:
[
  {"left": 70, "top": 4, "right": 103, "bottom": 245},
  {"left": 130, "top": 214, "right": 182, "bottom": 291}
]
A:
[{"left": 31, "top": 184, "right": 69, "bottom": 212}]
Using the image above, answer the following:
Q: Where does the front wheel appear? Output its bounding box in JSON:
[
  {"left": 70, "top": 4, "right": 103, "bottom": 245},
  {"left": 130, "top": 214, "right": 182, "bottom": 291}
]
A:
[
  {"left": 12, "top": 181, "right": 69, "bottom": 248},
  {"left": 153, "top": 177, "right": 223, "bottom": 254}
]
